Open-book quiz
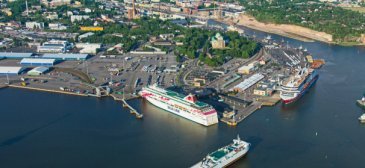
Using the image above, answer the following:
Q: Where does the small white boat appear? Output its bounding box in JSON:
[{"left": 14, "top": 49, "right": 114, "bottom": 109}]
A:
[
  {"left": 358, "top": 113, "right": 365, "bottom": 123},
  {"left": 356, "top": 96, "right": 365, "bottom": 109}
]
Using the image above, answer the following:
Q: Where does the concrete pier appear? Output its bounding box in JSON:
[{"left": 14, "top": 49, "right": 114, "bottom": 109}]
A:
[
  {"left": 8, "top": 85, "right": 88, "bottom": 97},
  {"left": 121, "top": 99, "right": 143, "bottom": 119},
  {"left": 221, "top": 102, "right": 262, "bottom": 126},
  {"left": 110, "top": 94, "right": 143, "bottom": 119},
  {"left": 257, "top": 93, "right": 281, "bottom": 106},
  {"left": 0, "top": 84, "right": 8, "bottom": 89}
]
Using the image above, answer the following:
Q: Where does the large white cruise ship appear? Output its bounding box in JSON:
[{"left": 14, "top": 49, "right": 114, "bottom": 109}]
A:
[
  {"left": 191, "top": 135, "right": 250, "bottom": 168},
  {"left": 280, "top": 67, "right": 319, "bottom": 104},
  {"left": 139, "top": 84, "right": 219, "bottom": 126}
]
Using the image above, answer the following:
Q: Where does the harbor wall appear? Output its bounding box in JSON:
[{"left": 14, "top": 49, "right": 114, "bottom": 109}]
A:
[{"left": 8, "top": 85, "right": 88, "bottom": 97}]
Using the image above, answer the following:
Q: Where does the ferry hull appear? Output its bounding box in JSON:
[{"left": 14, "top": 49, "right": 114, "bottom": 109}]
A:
[{"left": 282, "top": 75, "right": 319, "bottom": 104}]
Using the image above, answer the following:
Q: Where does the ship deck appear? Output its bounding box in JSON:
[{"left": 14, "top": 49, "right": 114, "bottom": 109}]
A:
[
  {"left": 147, "top": 86, "right": 209, "bottom": 108},
  {"left": 283, "top": 69, "right": 315, "bottom": 88},
  {"left": 209, "top": 146, "right": 235, "bottom": 161}
]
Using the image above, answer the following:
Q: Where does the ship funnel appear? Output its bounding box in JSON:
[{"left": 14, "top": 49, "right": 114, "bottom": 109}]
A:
[{"left": 185, "top": 94, "right": 197, "bottom": 103}]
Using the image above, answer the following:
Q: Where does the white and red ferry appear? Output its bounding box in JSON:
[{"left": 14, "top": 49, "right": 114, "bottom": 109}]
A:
[{"left": 139, "top": 84, "right": 218, "bottom": 126}]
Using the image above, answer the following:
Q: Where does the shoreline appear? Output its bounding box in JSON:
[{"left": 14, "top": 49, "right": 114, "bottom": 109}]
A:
[
  {"left": 6, "top": 84, "right": 139, "bottom": 100},
  {"left": 231, "top": 14, "right": 331, "bottom": 43},
  {"left": 226, "top": 14, "right": 365, "bottom": 46},
  {"left": 3, "top": 84, "right": 280, "bottom": 124}
]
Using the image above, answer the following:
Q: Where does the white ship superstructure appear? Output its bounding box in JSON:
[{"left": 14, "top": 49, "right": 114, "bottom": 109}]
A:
[
  {"left": 192, "top": 135, "right": 250, "bottom": 168},
  {"left": 280, "top": 67, "right": 319, "bottom": 104},
  {"left": 139, "top": 84, "right": 218, "bottom": 126}
]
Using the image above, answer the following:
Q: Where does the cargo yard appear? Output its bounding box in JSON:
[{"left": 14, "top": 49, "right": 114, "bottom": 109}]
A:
[
  {"left": 0, "top": 51, "right": 178, "bottom": 95},
  {"left": 0, "top": 49, "right": 180, "bottom": 119}
]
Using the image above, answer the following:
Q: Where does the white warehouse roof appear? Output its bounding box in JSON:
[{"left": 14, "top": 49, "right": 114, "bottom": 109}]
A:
[
  {"left": 42, "top": 53, "right": 89, "bottom": 60},
  {"left": 0, "top": 66, "right": 24, "bottom": 74},
  {"left": 0, "top": 52, "right": 33, "bottom": 58},
  {"left": 233, "top": 73, "right": 264, "bottom": 91},
  {"left": 28, "top": 66, "right": 49, "bottom": 74},
  {"left": 20, "top": 58, "right": 56, "bottom": 64}
]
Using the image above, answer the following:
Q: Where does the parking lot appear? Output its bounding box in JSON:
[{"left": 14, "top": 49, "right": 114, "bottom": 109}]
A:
[{"left": 0, "top": 51, "right": 180, "bottom": 96}]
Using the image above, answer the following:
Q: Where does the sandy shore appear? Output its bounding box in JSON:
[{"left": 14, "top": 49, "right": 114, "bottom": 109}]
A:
[{"left": 229, "top": 14, "right": 334, "bottom": 43}]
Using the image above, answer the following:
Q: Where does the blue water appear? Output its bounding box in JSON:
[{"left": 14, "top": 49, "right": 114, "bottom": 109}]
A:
[{"left": 1, "top": 29, "right": 365, "bottom": 167}]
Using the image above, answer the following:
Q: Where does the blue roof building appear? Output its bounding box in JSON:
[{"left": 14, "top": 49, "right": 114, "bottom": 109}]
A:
[
  {"left": 20, "top": 58, "right": 56, "bottom": 67},
  {"left": 0, "top": 52, "right": 33, "bottom": 59},
  {"left": 42, "top": 53, "right": 89, "bottom": 60}
]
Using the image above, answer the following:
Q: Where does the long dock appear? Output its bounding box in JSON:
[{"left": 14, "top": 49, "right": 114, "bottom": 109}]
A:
[
  {"left": 8, "top": 85, "right": 88, "bottom": 97},
  {"left": 122, "top": 99, "right": 143, "bottom": 119},
  {"left": 257, "top": 93, "right": 281, "bottom": 106},
  {"left": 110, "top": 94, "right": 143, "bottom": 119},
  {"left": 235, "top": 102, "right": 262, "bottom": 122},
  {"left": 221, "top": 102, "right": 262, "bottom": 126}
]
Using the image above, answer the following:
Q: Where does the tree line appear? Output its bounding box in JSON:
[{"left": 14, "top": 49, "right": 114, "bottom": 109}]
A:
[{"left": 241, "top": 0, "right": 365, "bottom": 42}]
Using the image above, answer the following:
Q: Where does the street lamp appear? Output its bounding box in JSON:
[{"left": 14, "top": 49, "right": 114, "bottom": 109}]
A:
[
  {"left": 6, "top": 71, "right": 9, "bottom": 84},
  {"left": 123, "top": 87, "right": 125, "bottom": 100},
  {"left": 123, "top": 84, "right": 128, "bottom": 100},
  {"left": 85, "top": 60, "right": 89, "bottom": 75}
]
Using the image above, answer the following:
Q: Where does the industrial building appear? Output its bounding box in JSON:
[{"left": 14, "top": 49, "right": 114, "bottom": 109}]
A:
[
  {"left": 37, "top": 45, "right": 64, "bottom": 53},
  {"left": 253, "top": 80, "right": 277, "bottom": 96},
  {"left": 237, "top": 61, "right": 259, "bottom": 75},
  {"left": 237, "top": 65, "right": 254, "bottom": 75},
  {"left": 20, "top": 58, "right": 56, "bottom": 67},
  {"left": 37, "top": 39, "right": 73, "bottom": 53},
  {"left": 78, "top": 32, "right": 95, "bottom": 40},
  {"left": 232, "top": 73, "right": 264, "bottom": 92},
  {"left": 27, "top": 66, "right": 49, "bottom": 76},
  {"left": 42, "top": 53, "right": 89, "bottom": 60},
  {"left": 0, "top": 52, "right": 33, "bottom": 59},
  {"left": 0, "top": 66, "right": 24, "bottom": 75},
  {"left": 75, "top": 43, "right": 101, "bottom": 54}
]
